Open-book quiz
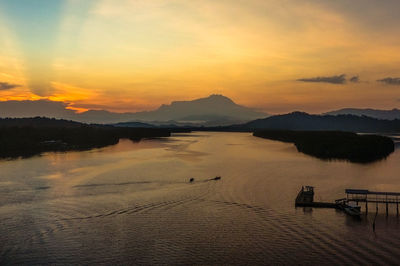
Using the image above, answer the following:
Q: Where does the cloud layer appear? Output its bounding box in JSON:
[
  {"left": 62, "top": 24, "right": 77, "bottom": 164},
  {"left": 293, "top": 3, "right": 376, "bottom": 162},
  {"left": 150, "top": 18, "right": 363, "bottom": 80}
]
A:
[
  {"left": 349, "top": 76, "right": 359, "bottom": 83},
  {"left": 297, "top": 74, "right": 346, "bottom": 84},
  {"left": 1, "top": 0, "right": 400, "bottom": 113},
  {"left": 0, "top": 82, "right": 21, "bottom": 90},
  {"left": 377, "top": 77, "right": 400, "bottom": 85}
]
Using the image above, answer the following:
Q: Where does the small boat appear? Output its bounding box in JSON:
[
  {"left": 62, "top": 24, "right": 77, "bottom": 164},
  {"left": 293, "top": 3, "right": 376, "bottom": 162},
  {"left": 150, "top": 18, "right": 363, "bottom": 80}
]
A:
[
  {"left": 343, "top": 202, "right": 361, "bottom": 216},
  {"left": 213, "top": 176, "right": 221, "bottom": 181}
]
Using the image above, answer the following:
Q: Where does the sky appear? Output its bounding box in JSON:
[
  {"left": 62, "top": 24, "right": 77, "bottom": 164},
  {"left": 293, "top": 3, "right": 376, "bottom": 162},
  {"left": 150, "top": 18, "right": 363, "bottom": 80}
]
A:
[{"left": 0, "top": 0, "right": 400, "bottom": 114}]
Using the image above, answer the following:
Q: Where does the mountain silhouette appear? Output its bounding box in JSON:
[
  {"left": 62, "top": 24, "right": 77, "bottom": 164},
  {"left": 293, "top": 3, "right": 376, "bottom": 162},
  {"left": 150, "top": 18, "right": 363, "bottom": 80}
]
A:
[
  {"left": 0, "top": 94, "right": 267, "bottom": 125},
  {"left": 125, "top": 94, "right": 266, "bottom": 123}
]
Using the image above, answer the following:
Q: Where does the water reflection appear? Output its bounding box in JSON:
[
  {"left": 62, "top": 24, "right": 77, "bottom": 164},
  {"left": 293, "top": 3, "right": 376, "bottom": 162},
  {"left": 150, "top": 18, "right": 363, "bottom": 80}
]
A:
[{"left": 1, "top": 132, "right": 400, "bottom": 264}]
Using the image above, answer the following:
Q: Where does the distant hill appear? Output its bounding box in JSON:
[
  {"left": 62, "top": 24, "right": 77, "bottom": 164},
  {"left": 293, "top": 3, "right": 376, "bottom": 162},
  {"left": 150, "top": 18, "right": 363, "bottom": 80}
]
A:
[
  {"left": 0, "top": 100, "right": 77, "bottom": 120},
  {"left": 113, "top": 121, "right": 155, "bottom": 128},
  {"left": 325, "top": 108, "right": 400, "bottom": 120},
  {"left": 240, "top": 112, "right": 400, "bottom": 132},
  {"left": 0, "top": 95, "right": 267, "bottom": 125}
]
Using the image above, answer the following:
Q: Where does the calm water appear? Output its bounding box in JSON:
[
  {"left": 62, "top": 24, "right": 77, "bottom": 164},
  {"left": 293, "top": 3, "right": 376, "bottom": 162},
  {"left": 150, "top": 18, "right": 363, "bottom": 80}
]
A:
[{"left": 1, "top": 132, "right": 400, "bottom": 265}]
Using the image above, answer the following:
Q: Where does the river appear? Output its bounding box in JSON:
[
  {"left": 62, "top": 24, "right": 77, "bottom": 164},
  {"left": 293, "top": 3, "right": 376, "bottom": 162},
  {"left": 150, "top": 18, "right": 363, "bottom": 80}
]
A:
[{"left": 1, "top": 132, "right": 400, "bottom": 264}]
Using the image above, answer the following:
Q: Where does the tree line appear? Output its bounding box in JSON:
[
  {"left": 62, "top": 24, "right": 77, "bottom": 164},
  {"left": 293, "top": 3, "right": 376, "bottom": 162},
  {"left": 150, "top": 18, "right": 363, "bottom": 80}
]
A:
[
  {"left": 253, "top": 130, "right": 395, "bottom": 163},
  {"left": 0, "top": 117, "right": 170, "bottom": 159}
]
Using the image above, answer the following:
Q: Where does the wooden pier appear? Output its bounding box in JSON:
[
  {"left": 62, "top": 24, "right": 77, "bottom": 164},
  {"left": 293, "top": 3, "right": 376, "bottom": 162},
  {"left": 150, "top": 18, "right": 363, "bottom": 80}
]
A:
[
  {"left": 346, "top": 189, "right": 400, "bottom": 216},
  {"left": 295, "top": 186, "right": 400, "bottom": 216}
]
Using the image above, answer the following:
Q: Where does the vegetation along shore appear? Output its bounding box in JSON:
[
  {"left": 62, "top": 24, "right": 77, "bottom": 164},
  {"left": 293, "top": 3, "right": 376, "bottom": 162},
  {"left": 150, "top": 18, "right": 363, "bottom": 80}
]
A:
[
  {"left": 0, "top": 117, "right": 171, "bottom": 159},
  {"left": 253, "top": 130, "right": 395, "bottom": 163}
]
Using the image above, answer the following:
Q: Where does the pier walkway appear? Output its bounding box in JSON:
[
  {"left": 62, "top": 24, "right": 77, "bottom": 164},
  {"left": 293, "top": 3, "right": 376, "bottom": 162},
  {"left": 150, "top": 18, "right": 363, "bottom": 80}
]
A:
[
  {"left": 345, "top": 189, "right": 400, "bottom": 215},
  {"left": 295, "top": 187, "right": 400, "bottom": 216}
]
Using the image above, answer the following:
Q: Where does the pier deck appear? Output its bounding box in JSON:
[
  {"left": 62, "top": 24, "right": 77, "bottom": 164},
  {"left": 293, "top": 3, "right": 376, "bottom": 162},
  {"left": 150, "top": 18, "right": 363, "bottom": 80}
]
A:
[
  {"left": 295, "top": 186, "right": 341, "bottom": 208},
  {"left": 295, "top": 187, "right": 400, "bottom": 216},
  {"left": 346, "top": 189, "right": 400, "bottom": 215}
]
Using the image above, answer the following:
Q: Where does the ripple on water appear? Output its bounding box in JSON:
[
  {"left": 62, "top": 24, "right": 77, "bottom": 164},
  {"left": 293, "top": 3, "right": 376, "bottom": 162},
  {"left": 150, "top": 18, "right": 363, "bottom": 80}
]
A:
[{"left": 1, "top": 132, "right": 400, "bottom": 264}]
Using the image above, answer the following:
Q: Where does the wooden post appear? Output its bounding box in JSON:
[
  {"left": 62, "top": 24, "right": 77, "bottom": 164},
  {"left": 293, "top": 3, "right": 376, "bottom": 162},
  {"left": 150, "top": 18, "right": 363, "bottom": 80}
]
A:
[
  {"left": 386, "top": 194, "right": 389, "bottom": 217},
  {"left": 366, "top": 201, "right": 368, "bottom": 215},
  {"left": 397, "top": 202, "right": 399, "bottom": 216},
  {"left": 373, "top": 205, "right": 378, "bottom": 232}
]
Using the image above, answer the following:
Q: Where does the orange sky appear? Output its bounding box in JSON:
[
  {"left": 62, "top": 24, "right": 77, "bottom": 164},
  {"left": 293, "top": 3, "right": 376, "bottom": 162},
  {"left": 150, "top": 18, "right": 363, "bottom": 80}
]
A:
[{"left": 1, "top": 0, "right": 400, "bottom": 114}]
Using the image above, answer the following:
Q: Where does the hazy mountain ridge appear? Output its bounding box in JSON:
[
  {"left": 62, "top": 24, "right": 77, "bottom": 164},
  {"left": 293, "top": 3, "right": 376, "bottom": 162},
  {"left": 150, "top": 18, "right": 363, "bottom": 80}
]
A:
[
  {"left": 122, "top": 94, "right": 267, "bottom": 122},
  {"left": 0, "top": 94, "right": 267, "bottom": 125},
  {"left": 325, "top": 108, "right": 400, "bottom": 120},
  {"left": 3, "top": 96, "right": 400, "bottom": 129}
]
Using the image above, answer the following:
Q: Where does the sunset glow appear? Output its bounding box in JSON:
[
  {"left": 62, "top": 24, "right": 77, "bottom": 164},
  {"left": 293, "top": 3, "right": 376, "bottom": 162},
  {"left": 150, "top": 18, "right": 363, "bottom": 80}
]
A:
[{"left": 1, "top": 0, "right": 400, "bottom": 113}]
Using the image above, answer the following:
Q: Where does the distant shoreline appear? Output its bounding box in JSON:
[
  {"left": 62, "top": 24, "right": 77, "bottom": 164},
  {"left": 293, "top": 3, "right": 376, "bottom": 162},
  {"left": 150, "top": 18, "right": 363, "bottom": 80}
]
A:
[
  {"left": 0, "top": 117, "right": 171, "bottom": 160},
  {"left": 0, "top": 117, "right": 396, "bottom": 162}
]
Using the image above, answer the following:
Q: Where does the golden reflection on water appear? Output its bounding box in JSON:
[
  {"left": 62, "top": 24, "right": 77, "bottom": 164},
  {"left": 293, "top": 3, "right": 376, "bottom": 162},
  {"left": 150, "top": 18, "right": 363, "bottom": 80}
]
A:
[{"left": 1, "top": 132, "right": 400, "bottom": 264}]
